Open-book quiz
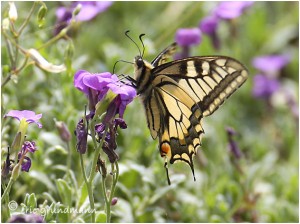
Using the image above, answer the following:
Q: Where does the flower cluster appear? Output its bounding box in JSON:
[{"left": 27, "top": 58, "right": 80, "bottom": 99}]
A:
[
  {"left": 174, "top": 2, "right": 253, "bottom": 58},
  {"left": 54, "top": 1, "right": 113, "bottom": 35},
  {"left": 2, "top": 110, "right": 42, "bottom": 176},
  {"left": 74, "top": 70, "right": 136, "bottom": 162},
  {"left": 199, "top": 1, "right": 253, "bottom": 49},
  {"left": 251, "top": 54, "right": 298, "bottom": 120},
  {"left": 251, "top": 54, "right": 290, "bottom": 99}
]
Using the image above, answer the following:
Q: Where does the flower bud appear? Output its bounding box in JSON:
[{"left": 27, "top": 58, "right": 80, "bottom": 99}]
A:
[
  {"left": 72, "top": 3, "right": 82, "bottom": 17},
  {"left": 11, "top": 163, "right": 21, "bottom": 181},
  {"left": 64, "top": 41, "right": 75, "bottom": 60},
  {"left": 2, "top": 18, "right": 10, "bottom": 30},
  {"left": 75, "top": 119, "right": 88, "bottom": 154},
  {"left": 37, "top": 3, "right": 47, "bottom": 28},
  {"left": 11, "top": 131, "right": 22, "bottom": 154},
  {"left": 9, "top": 2, "right": 18, "bottom": 22},
  {"left": 54, "top": 119, "right": 71, "bottom": 142},
  {"left": 111, "top": 197, "right": 118, "bottom": 206}
]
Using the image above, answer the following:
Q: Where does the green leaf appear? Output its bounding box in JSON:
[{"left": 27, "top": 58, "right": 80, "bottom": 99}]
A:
[
  {"left": 95, "top": 211, "right": 107, "bottom": 223},
  {"left": 29, "top": 171, "right": 56, "bottom": 192},
  {"left": 56, "top": 205, "right": 69, "bottom": 223},
  {"left": 24, "top": 193, "right": 30, "bottom": 205},
  {"left": 44, "top": 202, "right": 60, "bottom": 222},
  {"left": 27, "top": 193, "right": 37, "bottom": 210},
  {"left": 56, "top": 179, "right": 72, "bottom": 207},
  {"left": 77, "top": 183, "right": 88, "bottom": 209}
]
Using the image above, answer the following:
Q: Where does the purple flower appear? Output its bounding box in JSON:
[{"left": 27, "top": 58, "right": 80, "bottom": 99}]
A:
[
  {"left": 22, "top": 141, "right": 37, "bottom": 153},
  {"left": 114, "top": 118, "right": 127, "bottom": 129},
  {"left": 75, "top": 1, "right": 113, "bottom": 21},
  {"left": 199, "top": 15, "right": 220, "bottom": 49},
  {"left": 74, "top": 70, "right": 117, "bottom": 112},
  {"left": 54, "top": 1, "right": 112, "bottom": 35},
  {"left": 175, "top": 28, "right": 202, "bottom": 47},
  {"left": 74, "top": 69, "right": 136, "bottom": 160},
  {"left": 74, "top": 70, "right": 115, "bottom": 98},
  {"left": 74, "top": 70, "right": 136, "bottom": 116},
  {"left": 95, "top": 123, "right": 109, "bottom": 141},
  {"left": 252, "top": 74, "right": 280, "bottom": 99},
  {"left": 226, "top": 127, "right": 242, "bottom": 159},
  {"left": 214, "top": 1, "right": 254, "bottom": 20},
  {"left": 4, "top": 110, "right": 42, "bottom": 128},
  {"left": 252, "top": 55, "right": 290, "bottom": 74},
  {"left": 19, "top": 156, "right": 32, "bottom": 172},
  {"left": 95, "top": 118, "right": 128, "bottom": 163},
  {"left": 17, "top": 141, "right": 37, "bottom": 172},
  {"left": 107, "top": 81, "right": 137, "bottom": 118},
  {"left": 7, "top": 213, "right": 45, "bottom": 223},
  {"left": 199, "top": 15, "right": 219, "bottom": 35}
]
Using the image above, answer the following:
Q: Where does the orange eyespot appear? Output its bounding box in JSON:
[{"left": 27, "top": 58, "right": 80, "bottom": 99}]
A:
[{"left": 160, "top": 142, "right": 171, "bottom": 157}]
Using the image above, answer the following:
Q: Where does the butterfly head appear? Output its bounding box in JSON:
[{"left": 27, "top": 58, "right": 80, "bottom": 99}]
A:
[
  {"left": 134, "top": 55, "right": 153, "bottom": 78},
  {"left": 134, "top": 55, "right": 145, "bottom": 69}
]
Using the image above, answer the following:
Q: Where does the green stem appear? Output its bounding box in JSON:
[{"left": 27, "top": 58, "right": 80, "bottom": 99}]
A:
[
  {"left": 1, "top": 182, "right": 10, "bottom": 222},
  {"left": 66, "top": 142, "right": 71, "bottom": 176},
  {"left": 88, "top": 124, "right": 109, "bottom": 182},
  {"left": 17, "top": 2, "right": 37, "bottom": 35},
  {"left": 14, "top": 57, "right": 29, "bottom": 75},
  {"left": 106, "top": 162, "right": 119, "bottom": 223},
  {"left": 3, "top": 29, "right": 15, "bottom": 68},
  {"left": 1, "top": 177, "right": 14, "bottom": 203},
  {"left": 101, "top": 173, "right": 109, "bottom": 211},
  {"left": 2, "top": 30, "right": 27, "bottom": 55},
  {"left": 79, "top": 153, "right": 95, "bottom": 222},
  {"left": 37, "top": 26, "right": 71, "bottom": 50},
  {"left": 83, "top": 119, "right": 109, "bottom": 222},
  {"left": 1, "top": 75, "right": 11, "bottom": 88}
]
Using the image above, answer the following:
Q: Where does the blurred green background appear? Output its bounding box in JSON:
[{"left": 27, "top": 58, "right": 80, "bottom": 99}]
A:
[{"left": 1, "top": 1, "right": 299, "bottom": 222}]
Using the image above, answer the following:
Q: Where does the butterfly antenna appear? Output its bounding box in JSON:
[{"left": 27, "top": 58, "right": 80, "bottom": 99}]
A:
[
  {"left": 139, "top": 33, "right": 146, "bottom": 57},
  {"left": 112, "top": 59, "right": 134, "bottom": 74},
  {"left": 125, "top": 30, "right": 142, "bottom": 57}
]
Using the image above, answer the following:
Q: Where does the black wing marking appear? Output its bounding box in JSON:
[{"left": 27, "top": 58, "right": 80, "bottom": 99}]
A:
[{"left": 151, "top": 43, "right": 177, "bottom": 67}]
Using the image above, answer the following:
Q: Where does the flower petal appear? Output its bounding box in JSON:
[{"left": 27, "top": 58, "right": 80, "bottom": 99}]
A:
[
  {"left": 252, "top": 55, "right": 290, "bottom": 73},
  {"left": 214, "top": 1, "right": 254, "bottom": 19},
  {"left": 175, "top": 28, "right": 202, "bottom": 47},
  {"left": 75, "top": 1, "right": 113, "bottom": 21},
  {"left": 4, "top": 110, "right": 42, "bottom": 128}
]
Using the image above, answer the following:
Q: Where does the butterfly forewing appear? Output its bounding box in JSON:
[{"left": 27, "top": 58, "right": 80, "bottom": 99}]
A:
[
  {"left": 153, "top": 56, "right": 248, "bottom": 117},
  {"left": 134, "top": 42, "right": 248, "bottom": 183}
]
